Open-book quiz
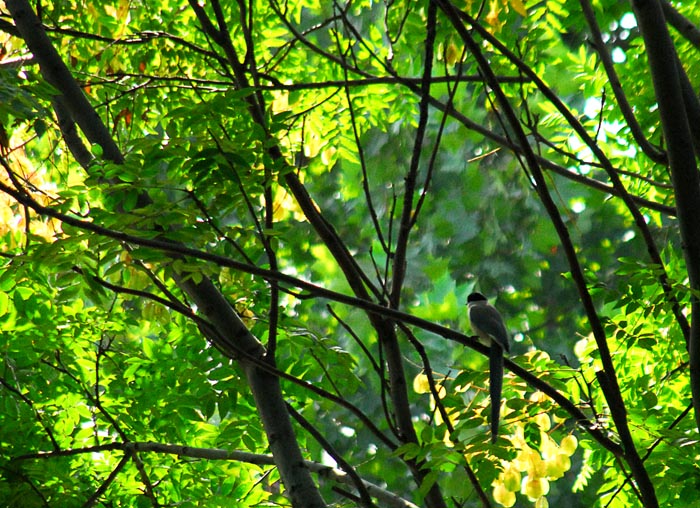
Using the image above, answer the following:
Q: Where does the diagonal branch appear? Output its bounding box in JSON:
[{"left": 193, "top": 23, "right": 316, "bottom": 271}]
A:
[
  {"left": 0, "top": 167, "right": 622, "bottom": 456},
  {"left": 4, "top": 0, "right": 123, "bottom": 164},
  {"left": 389, "top": 0, "right": 437, "bottom": 309},
  {"left": 579, "top": 0, "right": 666, "bottom": 164},
  {"left": 434, "top": 1, "right": 658, "bottom": 506},
  {"left": 450, "top": 3, "right": 689, "bottom": 343}
]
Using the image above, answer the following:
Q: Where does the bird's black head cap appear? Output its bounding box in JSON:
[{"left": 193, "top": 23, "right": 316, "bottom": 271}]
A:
[{"left": 467, "top": 292, "right": 488, "bottom": 303}]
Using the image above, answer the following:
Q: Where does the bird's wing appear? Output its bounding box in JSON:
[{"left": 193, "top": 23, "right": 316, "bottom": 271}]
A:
[{"left": 470, "top": 305, "right": 510, "bottom": 352}]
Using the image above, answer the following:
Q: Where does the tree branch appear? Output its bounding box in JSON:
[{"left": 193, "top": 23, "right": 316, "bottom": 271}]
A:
[
  {"left": 5, "top": 0, "right": 123, "bottom": 164},
  {"left": 434, "top": 2, "right": 658, "bottom": 506},
  {"left": 450, "top": 2, "right": 689, "bottom": 343},
  {"left": 0, "top": 166, "right": 622, "bottom": 457},
  {"left": 5, "top": 1, "right": 327, "bottom": 505},
  {"left": 632, "top": 0, "right": 700, "bottom": 437},
  {"left": 13, "top": 441, "right": 420, "bottom": 508},
  {"left": 661, "top": 0, "right": 700, "bottom": 48},
  {"left": 579, "top": 0, "right": 666, "bottom": 164}
]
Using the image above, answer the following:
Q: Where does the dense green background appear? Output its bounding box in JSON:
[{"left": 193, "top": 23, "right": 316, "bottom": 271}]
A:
[{"left": 0, "top": 0, "right": 698, "bottom": 506}]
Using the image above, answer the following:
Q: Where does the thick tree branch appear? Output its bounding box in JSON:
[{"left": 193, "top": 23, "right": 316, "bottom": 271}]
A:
[
  {"left": 5, "top": 0, "right": 123, "bottom": 164},
  {"left": 435, "top": 1, "right": 658, "bottom": 506},
  {"left": 632, "top": 0, "right": 700, "bottom": 435},
  {"left": 188, "top": 2, "right": 448, "bottom": 505},
  {"left": 661, "top": 0, "right": 700, "bottom": 48},
  {"left": 5, "top": 2, "right": 326, "bottom": 506}
]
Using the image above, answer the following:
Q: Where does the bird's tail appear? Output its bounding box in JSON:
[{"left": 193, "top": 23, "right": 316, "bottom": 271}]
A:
[{"left": 489, "top": 343, "right": 504, "bottom": 443}]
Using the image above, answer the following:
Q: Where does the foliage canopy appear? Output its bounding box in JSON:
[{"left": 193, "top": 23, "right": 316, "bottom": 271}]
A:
[{"left": 1, "top": 0, "right": 700, "bottom": 507}]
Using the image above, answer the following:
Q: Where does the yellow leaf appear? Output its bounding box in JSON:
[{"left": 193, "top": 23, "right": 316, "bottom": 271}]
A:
[
  {"left": 510, "top": 0, "right": 528, "bottom": 17},
  {"left": 413, "top": 372, "right": 431, "bottom": 394},
  {"left": 486, "top": 0, "right": 504, "bottom": 31},
  {"left": 445, "top": 42, "right": 460, "bottom": 66}
]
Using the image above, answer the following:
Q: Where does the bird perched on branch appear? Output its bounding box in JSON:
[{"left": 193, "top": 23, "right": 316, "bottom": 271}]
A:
[{"left": 467, "top": 292, "right": 510, "bottom": 443}]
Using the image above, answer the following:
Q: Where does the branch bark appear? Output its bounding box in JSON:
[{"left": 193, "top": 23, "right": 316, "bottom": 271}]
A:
[{"left": 631, "top": 0, "right": 700, "bottom": 435}]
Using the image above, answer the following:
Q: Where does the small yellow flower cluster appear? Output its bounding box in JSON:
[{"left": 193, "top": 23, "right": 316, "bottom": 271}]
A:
[
  {"left": 413, "top": 372, "right": 454, "bottom": 433},
  {"left": 492, "top": 394, "right": 578, "bottom": 507},
  {"left": 413, "top": 374, "right": 577, "bottom": 507}
]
